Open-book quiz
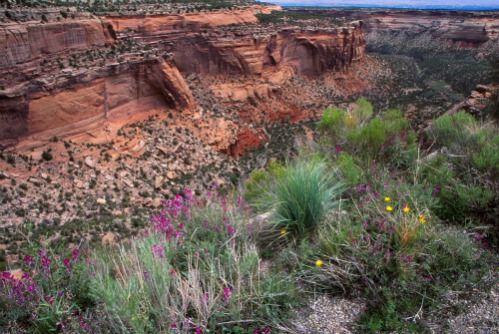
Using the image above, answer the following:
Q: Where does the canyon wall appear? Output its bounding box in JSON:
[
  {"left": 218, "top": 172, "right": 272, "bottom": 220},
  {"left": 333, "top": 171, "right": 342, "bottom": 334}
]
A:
[
  {"left": 164, "top": 23, "right": 364, "bottom": 76},
  {"left": 0, "top": 19, "right": 115, "bottom": 68},
  {"left": 0, "top": 58, "right": 195, "bottom": 146},
  {"left": 291, "top": 8, "right": 499, "bottom": 47},
  {"left": 0, "top": 6, "right": 365, "bottom": 148}
]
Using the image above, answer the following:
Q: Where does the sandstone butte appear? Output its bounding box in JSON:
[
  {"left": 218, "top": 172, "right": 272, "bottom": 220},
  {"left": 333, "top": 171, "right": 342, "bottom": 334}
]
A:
[{"left": 0, "top": 4, "right": 365, "bottom": 154}]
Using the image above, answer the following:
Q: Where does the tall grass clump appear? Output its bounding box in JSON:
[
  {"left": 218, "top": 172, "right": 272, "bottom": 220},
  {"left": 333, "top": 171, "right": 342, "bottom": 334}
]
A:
[
  {"left": 90, "top": 189, "right": 300, "bottom": 333},
  {"left": 253, "top": 158, "right": 343, "bottom": 240}
]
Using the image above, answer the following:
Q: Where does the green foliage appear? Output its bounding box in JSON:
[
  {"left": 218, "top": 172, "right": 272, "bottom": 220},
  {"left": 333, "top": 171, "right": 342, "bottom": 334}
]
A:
[
  {"left": 425, "top": 111, "right": 499, "bottom": 239},
  {"left": 90, "top": 193, "right": 300, "bottom": 332},
  {"left": 0, "top": 246, "right": 98, "bottom": 332},
  {"left": 253, "top": 158, "right": 343, "bottom": 239},
  {"left": 317, "top": 107, "right": 346, "bottom": 131},
  {"left": 354, "top": 96, "right": 374, "bottom": 124},
  {"left": 336, "top": 152, "right": 362, "bottom": 184},
  {"left": 428, "top": 110, "right": 477, "bottom": 149},
  {"left": 318, "top": 102, "right": 417, "bottom": 169},
  {"left": 243, "top": 159, "right": 284, "bottom": 203},
  {"left": 310, "top": 162, "right": 494, "bottom": 331},
  {"left": 471, "top": 133, "right": 499, "bottom": 178}
]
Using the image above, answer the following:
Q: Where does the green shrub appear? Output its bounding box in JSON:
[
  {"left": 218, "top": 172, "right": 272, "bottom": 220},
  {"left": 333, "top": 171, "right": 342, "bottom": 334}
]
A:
[
  {"left": 318, "top": 102, "right": 417, "bottom": 168},
  {"left": 347, "top": 117, "right": 387, "bottom": 155},
  {"left": 41, "top": 150, "right": 53, "bottom": 161},
  {"left": 471, "top": 133, "right": 499, "bottom": 177},
  {"left": 428, "top": 110, "right": 476, "bottom": 149},
  {"left": 317, "top": 107, "right": 346, "bottom": 132},
  {"left": 243, "top": 160, "right": 284, "bottom": 203},
  {"left": 311, "top": 172, "right": 494, "bottom": 332},
  {"left": 336, "top": 152, "right": 362, "bottom": 184},
  {"left": 354, "top": 96, "right": 374, "bottom": 124},
  {"left": 0, "top": 246, "right": 98, "bottom": 332}
]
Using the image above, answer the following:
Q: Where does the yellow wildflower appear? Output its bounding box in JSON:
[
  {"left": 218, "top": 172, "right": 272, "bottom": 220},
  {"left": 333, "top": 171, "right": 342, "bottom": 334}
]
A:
[
  {"left": 386, "top": 206, "right": 393, "bottom": 212},
  {"left": 418, "top": 214, "right": 427, "bottom": 224},
  {"left": 315, "top": 260, "right": 323, "bottom": 267},
  {"left": 403, "top": 206, "right": 410, "bottom": 213},
  {"left": 280, "top": 229, "right": 286, "bottom": 235},
  {"left": 384, "top": 197, "right": 391, "bottom": 202}
]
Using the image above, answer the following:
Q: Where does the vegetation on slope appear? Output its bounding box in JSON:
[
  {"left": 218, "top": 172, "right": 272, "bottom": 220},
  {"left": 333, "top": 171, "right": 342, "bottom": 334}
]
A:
[{"left": 1, "top": 99, "right": 497, "bottom": 333}]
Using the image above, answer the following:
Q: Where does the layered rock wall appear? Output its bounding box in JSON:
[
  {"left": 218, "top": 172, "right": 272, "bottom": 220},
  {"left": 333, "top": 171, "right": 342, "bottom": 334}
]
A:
[
  {"left": 0, "top": 19, "right": 114, "bottom": 68},
  {"left": 0, "top": 5, "right": 364, "bottom": 147},
  {"left": 164, "top": 23, "right": 364, "bottom": 76},
  {"left": 291, "top": 8, "right": 499, "bottom": 47},
  {"left": 0, "top": 58, "right": 195, "bottom": 145}
]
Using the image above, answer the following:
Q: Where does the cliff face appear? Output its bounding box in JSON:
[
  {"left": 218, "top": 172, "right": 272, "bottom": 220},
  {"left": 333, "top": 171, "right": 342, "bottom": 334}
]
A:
[
  {"left": 0, "top": 19, "right": 115, "bottom": 68},
  {"left": 0, "top": 58, "right": 195, "bottom": 145},
  {"left": 108, "top": 8, "right": 364, "bottom": 77},
  {"left": 106, "top": 5, "right": 278, "bottom": 34},
  {"left": 166, "top": 24, "right": 364, "bottom": 77},
  {"left": 0, "top": 14, "right": 197, "bottom": 146},
  {"left": 0, "top": 5, "right": 365, "bottom": 149},
  {"left": 292, "top": 8, "right": 499, "bottom": 47}
]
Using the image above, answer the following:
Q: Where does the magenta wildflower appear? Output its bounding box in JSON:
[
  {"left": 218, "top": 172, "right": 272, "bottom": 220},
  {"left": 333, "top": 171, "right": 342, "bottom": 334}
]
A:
[
  {"left": 72, "top": 248, "right": 80, "bottom": 262},
  {"left": 24, "top": 255, "right": 34, "bottom": 266},
  {"left": 44, "top": 295, "right": 55, "bottom": 304},
  {"left": 378, "top": 221, "right": 385, "bottom": 230},
  {"left": 222, "top": 286, "right": 231, "bottom": 303},
  {"left": 152, "top": 244, "right": 165, "bottom": 258},
  {"left": 195, "top": 326, "right": 202, "bottom": 334},
  {"left": 78, "top": 316, "right": 89, "bottom": 331}
]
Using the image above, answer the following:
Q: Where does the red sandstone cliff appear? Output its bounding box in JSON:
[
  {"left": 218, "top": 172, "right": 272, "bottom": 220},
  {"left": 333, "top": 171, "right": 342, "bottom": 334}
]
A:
[
  {"left": 291, "top": 8, "right": 499, "bottom": 47},
  {"left": 0, "top": 5, "right": 364, "bottom": 149}
]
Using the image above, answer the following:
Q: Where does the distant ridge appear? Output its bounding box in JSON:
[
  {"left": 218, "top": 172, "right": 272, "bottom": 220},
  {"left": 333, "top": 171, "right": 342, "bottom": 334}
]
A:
[{"left": 265, "top": 1, "right": 499, "bottom": 10}]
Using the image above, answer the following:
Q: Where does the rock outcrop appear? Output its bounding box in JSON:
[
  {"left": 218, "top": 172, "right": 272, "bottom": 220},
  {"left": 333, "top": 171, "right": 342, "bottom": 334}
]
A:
[
  {"left": 290, "top": 8, "right": 499, "bottom": 47},
  {"left": 0, "top": 57, "right": 195, "bottom": 145},
  {"left": 0, "top": 19, "right": 115, "bottom": 68},
  {"left": 165, "top": 23, "right": 364, "bottom": 76},
  {"left": 0, "top": 5, "right": 365, "bottom": 149}
]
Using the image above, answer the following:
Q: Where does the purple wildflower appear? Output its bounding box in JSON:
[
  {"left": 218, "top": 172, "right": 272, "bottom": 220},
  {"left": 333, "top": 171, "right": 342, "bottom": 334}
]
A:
[
  {"left": 152, "top": 244, "right": 165, "bottom": 258},
  {"left": 222, "top": 286, "right": 231, "bottom": 303}
]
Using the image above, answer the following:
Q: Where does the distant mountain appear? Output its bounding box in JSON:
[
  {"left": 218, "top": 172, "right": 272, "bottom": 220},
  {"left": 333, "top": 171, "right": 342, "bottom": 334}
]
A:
[{"left": 265, "top": 0, "right": 499, "bottom": 10}]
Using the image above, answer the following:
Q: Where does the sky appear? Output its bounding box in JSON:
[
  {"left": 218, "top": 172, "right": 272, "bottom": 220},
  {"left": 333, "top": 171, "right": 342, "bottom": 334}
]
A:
[{"left": 264, "top": 0, "right": 499, "bottom": 10}]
